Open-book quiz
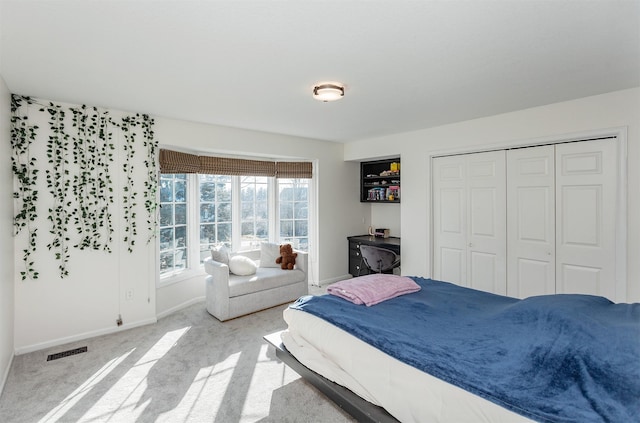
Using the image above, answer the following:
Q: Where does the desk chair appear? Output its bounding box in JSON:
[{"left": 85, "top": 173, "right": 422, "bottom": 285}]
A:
[{"left": 358, "top": 245, "right": 401, "bottom": 276}]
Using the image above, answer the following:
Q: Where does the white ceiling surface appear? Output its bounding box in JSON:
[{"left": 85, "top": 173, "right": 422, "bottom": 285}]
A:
[{"left": 1, "top": 1, "right": 638, "bottom": 143}]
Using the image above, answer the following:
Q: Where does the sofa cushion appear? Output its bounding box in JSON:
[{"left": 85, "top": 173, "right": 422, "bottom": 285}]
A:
[
  {"left": 229, "top": 255, "right": 258, "bottom": 276},
  {"left": 211, "top": 244, "right": 230, "bottom": 265},
  {"left": 228, "top": 268, "right": 305, "bottom": 297},
  {"left": 259, "top": 242, "right": 281, "bottom": 268}
]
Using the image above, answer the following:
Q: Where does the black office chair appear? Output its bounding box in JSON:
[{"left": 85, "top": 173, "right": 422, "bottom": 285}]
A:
[{"left": 358, "top": 245, "right": 401, "bottom": 276}]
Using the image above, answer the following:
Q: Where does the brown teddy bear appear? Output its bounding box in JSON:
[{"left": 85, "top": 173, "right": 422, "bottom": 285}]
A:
[{"left": 276, "top": 243, "right": 298, "bottom": 270}]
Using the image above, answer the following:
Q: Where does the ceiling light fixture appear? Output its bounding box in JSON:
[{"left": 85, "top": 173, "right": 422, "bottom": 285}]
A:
[{"left": 313, "top": 83, "right": 344, "bottom": 102}]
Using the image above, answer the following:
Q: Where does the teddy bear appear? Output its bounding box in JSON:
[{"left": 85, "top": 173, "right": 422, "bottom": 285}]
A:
[{"left": 275, "top": 243, "right": 298, "bottom": 270}]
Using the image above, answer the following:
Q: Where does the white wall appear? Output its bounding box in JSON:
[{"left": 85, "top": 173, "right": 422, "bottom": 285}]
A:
[
  {"left": 9, "top": 99, "right": 364, "bottom": 353},
  {"left": 0, "top": 75, "right": 15, "bottom": 391},
  {"left": 345, "top": 87, "right": 640, "bottom": 303},
  {"left": 370, "top": 204, "right": 401, "bottom": 237},
  {"left": 13, "top": 99, "right": 157, "bottom": 353},
  {"left": 151, "top": 117, "right": 366, "bottom": 314}
]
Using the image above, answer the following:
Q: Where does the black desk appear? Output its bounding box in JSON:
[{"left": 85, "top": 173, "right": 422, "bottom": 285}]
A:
[{"left": 347, "top": 235, "right": 401, "bottom": 277}]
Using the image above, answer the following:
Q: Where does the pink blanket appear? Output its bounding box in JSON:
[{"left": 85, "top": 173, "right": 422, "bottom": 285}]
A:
[{"left": 327, "top": 274, "right": 421, "bottom": 306}]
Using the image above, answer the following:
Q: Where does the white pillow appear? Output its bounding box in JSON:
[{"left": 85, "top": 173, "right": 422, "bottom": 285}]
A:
[
  {"left": 260, "top": 242, "right": 280, "bottom": 268},
  {"left": 211, "top": 244, "right": 230, "bottom": 265},
  {"left": 228, "top": 255, "right": 258, "bottom": 276}
]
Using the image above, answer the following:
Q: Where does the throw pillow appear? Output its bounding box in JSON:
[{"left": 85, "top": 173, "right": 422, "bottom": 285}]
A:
[
  {"left": 211, "top": 244, "right": 230, "bottom": 265},
  {"left": 259, "top": 242, "right": 280, "bottom": 268},
  {"left": 229, "top": 255, "right": 258, "bottom": 276}
]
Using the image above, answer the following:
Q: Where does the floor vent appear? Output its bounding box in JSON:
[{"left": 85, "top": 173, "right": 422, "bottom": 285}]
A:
[{"left": 46, "top": 346, "right": 88, "bottom": 362}]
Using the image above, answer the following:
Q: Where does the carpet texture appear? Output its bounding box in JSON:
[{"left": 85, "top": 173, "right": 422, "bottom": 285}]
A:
[{"left": 0, "top": 299, "right": 356, "bottom": 423}]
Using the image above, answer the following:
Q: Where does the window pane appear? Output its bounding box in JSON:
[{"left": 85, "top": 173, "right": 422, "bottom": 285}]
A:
[
  {"left": 280, "top": 202, "right": 293, "bottom": 219},
  {"left": 160, "top": 227, "right": 174, "bottom": 250},
  {"left": 256, "top": 201, "right": 268, "bottom": 219},
  {"left": 174, "top": 180, "right": 186, "bottom": 202},
  {"left": 218, "top": 223, "right": 232, "bottom": 242},
  {"left": 175, "top": 204, "right": 187, "bottom": 225},
  {"left": 200, "top": 224, "right": 216, "bottom": 244},
  {"left": 295, "top": 220, "right": 308, "bottom": 237},
  {"left": 159, "top": 204, "right": 173, "bottom": 226},
  {"left": 217, "top": 181, "right": 232, "bottom": 201},
  {"left": 241, "top": 201, "right": 254, "bottom": 220},
  {"left": 160, "top": 179, "right": 173, "bottom": 203},
  {"left": 218, "top": 202, "right": 232, "bottom": 221},
  {"left": 200, "top": 181, "right": 215, "bottom": 202},
  {"left": 201, "top": 204, "right": 215, "bottom": 222},
  {"left": 280, "top": 220, "right": 293, "bottom": 237},
  {"left": 295, "top": 186, "right": 308, "bottom": 201},
  {"left": 294, "top": 202, "right": 308, "bottom": 219}
]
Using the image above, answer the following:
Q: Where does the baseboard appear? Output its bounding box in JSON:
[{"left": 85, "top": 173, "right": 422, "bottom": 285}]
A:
[
  {"left": 156, "top": 296, "right": 205, "bottom": 320},
  {"left": 0, "top": 352, "right": 14, "bottom": 396},
  {"left": 315, "top": 274, "right": 352, "bottom": 287},
  {"left": 14, "top": 317, "right": 158, "bottom": 356}
]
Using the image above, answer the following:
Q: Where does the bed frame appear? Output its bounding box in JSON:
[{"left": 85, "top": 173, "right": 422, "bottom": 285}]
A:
[{"left": 264, "top": 331, "right": 398, "bottom": 423}]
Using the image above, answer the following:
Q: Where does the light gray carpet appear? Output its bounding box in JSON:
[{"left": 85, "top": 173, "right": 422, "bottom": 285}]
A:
[{"left": 0, "top": 298, "right": 356, "bottom": 423}]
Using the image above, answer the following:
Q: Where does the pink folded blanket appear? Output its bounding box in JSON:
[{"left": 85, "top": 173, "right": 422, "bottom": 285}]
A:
[{"left": 327, "top": 274, "right": 421, "bottom": 306}]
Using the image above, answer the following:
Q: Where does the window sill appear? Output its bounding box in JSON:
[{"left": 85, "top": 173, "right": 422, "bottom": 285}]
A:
[{"left": 157, "top": 266, "right": 206, "bottom": 288}]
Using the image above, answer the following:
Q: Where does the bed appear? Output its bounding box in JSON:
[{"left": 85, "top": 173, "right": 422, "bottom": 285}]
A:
[{"left": 269, "top": 276, "right": 640, "bottom": 423}]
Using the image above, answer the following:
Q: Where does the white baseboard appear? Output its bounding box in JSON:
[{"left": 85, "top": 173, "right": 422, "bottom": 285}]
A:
[
  {"left": 14, "top": 298, "right": 207, "bottom": 356},
  {"left": 0, "top": 352, "right": 14, "bottom": 396},
  {"left": 156, "top": 296, "right": 205, "bottom": 320},
  {"left": 14, "top": 317, "right": 158, "bottom": 356}
]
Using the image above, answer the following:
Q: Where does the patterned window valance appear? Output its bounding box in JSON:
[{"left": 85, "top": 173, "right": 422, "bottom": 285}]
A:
[
  {"left": 159, "top": 149, "right": 312, "bottom": 178},
  {"left": 159, "top": 149, "right": 200, "bottom": 173}
]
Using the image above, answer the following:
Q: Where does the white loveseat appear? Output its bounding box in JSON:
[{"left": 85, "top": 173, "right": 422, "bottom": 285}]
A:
[{"left": 204, "top": 248, "right": 308, "bottom": 321}]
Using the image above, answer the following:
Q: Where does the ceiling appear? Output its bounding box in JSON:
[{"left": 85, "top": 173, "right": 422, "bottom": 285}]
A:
[{"left": 1, "top": 1, "right": 638, "bottom": 143}]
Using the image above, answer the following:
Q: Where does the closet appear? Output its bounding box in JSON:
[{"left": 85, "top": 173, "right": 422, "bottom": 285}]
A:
[{"left": 432, "top": 138, "right": 618, "bottom": 300}]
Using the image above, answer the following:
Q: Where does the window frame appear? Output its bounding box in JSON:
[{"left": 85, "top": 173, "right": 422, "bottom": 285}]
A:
[{"left": 158, "top": 173, "right": 314, "bottom": 286}]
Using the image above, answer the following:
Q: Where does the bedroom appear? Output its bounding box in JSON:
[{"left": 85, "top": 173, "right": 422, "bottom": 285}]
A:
[{"left": 0, "top": 0, "right": 639, "bottom": 421}]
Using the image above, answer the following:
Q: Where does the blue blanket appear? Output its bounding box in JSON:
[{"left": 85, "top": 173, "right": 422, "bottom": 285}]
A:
[{"left": 290, "top": 278, "right": 640, "bottom": 423}]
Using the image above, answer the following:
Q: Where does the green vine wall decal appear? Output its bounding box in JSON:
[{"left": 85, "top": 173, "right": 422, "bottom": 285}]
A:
[
  {"left": 11, "top": 95, "right": 40, "bottom": 280},
  {"left": 11, "top": 96, "right": 158, "bottom": 278},
  {"left": 42, "top": 102, "right": 72, "bottom": 277},
  {"left": 70, "top": 105, "right": 115, "bottom": 252},
  {"left": 141, "top": 114, "right": 158, "bottom": 243},
  {"left": 120, "top": 115, "right": 138, "bottom": 253}
]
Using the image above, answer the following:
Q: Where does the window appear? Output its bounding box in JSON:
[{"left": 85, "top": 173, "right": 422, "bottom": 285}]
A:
[
  {"left": 199, "top": 174, "right": 232, "bottom": 259},
  {"left": 278, "top": 179, "right": 309, "bottom": 250},
  {"left": 240, "top": 176, "right": 269, "bottom": 250},
  {"left": 159, "top": 174, "right": 311, "bottom": 279},
  {"left": 159, "top": 174, "right": 188, "bottom": 274}
]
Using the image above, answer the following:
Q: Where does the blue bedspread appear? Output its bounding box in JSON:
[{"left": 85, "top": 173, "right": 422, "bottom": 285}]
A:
[{"left": 290, "top": 277, "right": 640, "bottom": 423}]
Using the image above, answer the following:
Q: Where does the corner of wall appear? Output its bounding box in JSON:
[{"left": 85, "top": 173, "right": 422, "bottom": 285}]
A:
[{"left": 0, "top": 74, "right": 15, "bottom": 393}]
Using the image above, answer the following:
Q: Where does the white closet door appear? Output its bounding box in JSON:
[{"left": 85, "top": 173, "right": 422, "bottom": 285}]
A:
[
  {"left": 433, "top": 151, "right": 506, "bottom": 294},
  {"left": 466, "top": 151, "right": 506, "bottom": 294},
  {"left": 555, "top": 139, "right": 617, "bottom": 299},
  {"left": 506, "top": 146, "right": 556, "bottom": 298},
  {"left": 433, "top": 155, "right": 467, "bottom": 285}
]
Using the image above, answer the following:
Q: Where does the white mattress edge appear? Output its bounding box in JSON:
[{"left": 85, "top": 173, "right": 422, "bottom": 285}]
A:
[{"left": 282, "top": 307, "right": 534, "bottom": 423}]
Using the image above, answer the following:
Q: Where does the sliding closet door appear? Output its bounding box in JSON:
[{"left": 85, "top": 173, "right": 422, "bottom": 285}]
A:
[
  {"left": 433, "top": 155, "right": 467, "bottom": 285},
  {"left": 466, "top": 151, "right": 507, "bottom": 294},
  {"left": 555, "top": 139, "right": 617, "bottom": 299},
  {"left": 433, "top": 151, "right": 506, "bottom": 294},
  {"left": 506, "top": 146, "right": 556, "bottom": 298}
]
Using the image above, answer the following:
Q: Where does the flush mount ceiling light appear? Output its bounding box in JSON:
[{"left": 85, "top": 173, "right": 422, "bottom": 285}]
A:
[{"left": 313, "top": 82, "right": 344, "bottom": 102}]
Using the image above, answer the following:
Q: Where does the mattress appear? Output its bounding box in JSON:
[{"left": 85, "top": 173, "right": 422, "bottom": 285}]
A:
[{"left": 282, "top": 307, "right": 534, "bottom": 423}]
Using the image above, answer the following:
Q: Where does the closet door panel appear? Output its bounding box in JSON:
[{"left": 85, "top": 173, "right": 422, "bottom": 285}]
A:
[
  {"left": 466, "top": 151, "right": 506, "bottom": 294},
  {"left": 506, "top": 146, "right": 555, "bottom": 298},
  {"left": 555, "top": 139, "right": 617, "bottom": 300},
  {"left": 433, "top": 157, "right": 467, "bottom": 285}
]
